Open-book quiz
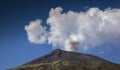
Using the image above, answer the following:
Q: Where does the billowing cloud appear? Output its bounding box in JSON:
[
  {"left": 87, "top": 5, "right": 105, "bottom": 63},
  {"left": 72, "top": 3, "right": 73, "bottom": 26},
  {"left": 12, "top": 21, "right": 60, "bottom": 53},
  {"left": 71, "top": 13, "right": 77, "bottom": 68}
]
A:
[
  {"left": 25, "top": 19, "right": 48, "bottom": 44},
  {"left": 25, "top": 7, "right": 120, "bottom": 52}
]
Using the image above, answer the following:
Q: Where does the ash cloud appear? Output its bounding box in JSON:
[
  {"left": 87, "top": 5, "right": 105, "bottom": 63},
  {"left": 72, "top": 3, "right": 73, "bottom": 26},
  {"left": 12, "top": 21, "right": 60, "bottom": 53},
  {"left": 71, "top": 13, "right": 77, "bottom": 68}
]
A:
[{"left": 25, "top": 7, "right": 120, "bottom": 52}]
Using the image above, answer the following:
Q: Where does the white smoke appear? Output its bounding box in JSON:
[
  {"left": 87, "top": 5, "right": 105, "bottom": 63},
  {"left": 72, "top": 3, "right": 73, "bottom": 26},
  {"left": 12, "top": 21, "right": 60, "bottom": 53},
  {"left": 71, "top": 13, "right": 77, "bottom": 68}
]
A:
[
  {"left": 25, "top": 7, "right": 120, "bottom": 52},
  {"left": 25, "top": 19, "right": 48, "bottom": 44}
]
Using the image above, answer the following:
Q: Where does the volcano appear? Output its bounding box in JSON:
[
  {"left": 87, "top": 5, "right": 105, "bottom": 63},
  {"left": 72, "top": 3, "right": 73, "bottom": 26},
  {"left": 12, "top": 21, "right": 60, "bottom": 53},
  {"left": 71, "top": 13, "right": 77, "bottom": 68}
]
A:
[{"left": 9, "top": 49, "right": 120, "bottom": 70}]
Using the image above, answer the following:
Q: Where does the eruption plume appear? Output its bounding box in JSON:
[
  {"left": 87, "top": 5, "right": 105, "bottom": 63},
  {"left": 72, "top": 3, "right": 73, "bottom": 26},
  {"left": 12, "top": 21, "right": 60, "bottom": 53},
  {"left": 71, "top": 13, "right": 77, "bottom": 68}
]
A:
[{"left": 25, "top": 7, "right": 120, "bottom": 52}]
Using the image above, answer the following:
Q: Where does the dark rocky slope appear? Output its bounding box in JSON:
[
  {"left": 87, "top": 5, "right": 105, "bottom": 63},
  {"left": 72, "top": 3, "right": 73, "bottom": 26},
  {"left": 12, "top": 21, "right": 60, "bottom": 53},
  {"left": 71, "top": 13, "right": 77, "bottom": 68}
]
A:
[{"left": 9, "top": 49, "right": 120, "bottom": 70}]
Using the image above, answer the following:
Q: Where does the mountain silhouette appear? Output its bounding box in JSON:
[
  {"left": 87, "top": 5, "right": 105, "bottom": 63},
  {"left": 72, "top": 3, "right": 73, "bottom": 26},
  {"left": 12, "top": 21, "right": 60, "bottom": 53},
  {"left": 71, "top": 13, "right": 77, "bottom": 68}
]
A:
[{"left": 9, "top": 49, "right": 120, "bottom": 70}]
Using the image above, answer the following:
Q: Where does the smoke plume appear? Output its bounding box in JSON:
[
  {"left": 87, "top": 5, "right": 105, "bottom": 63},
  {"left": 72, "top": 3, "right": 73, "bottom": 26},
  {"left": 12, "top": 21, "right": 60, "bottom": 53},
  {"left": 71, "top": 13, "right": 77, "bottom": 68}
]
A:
[{"left": 25, "top": 7, "right": 120, "bottom": 52}]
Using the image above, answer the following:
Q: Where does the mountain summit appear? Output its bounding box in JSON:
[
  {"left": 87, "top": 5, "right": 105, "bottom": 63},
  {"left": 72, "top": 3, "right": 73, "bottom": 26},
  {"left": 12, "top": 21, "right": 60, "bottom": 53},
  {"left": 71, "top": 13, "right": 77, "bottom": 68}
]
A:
[
  {"left": 9, "top": 49, "right": 120, "bottom": 70},
  {"left": 23, "top": 49, "right": 114, "bottom": 65}
]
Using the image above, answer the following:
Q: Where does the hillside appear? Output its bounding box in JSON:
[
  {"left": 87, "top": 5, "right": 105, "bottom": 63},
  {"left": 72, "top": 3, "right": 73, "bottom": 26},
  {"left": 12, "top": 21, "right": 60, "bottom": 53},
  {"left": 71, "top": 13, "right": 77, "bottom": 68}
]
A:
[{"left": 9, "top": 49, "right": 120, "bottom": 70}]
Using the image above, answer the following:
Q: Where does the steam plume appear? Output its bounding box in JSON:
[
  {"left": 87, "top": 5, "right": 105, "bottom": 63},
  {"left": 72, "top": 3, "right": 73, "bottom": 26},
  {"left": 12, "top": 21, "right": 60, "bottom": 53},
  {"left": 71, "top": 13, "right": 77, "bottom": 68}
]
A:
[{"left": 25, "top": 7, "right": 120, "bottom": 52}]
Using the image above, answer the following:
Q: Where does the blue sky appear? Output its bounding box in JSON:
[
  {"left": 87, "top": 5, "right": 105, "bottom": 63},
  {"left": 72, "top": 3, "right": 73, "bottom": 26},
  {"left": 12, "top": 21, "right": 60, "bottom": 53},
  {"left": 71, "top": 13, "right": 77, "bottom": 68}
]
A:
[{"left": 0, "top": 0, "right": 120, "bottom": 69}]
